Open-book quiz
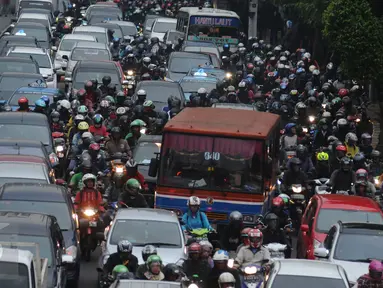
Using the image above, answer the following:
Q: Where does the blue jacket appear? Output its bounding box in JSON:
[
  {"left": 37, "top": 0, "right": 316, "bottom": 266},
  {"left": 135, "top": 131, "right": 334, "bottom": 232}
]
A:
[{"left": 181, "top": 209, "right": 212, "bottom": 231}]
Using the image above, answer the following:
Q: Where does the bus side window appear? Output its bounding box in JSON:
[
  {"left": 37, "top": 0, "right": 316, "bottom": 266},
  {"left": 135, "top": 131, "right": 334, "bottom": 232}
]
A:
[{"left": 183, "top": 17, "right": 188, "bottom": 33}]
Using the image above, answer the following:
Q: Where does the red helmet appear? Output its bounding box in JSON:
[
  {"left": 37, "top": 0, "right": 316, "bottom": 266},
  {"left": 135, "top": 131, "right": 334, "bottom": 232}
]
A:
[
  {"left": 272, "top": 196, "right": 284, "bottom": 208},
  {"left": 246, "top": 63, "right": 254, "bottom": 71},
  {"left": 188, "top": 242, "right": 201, "bottom": 254},
  {"left": 338, "top": 88, "right": 349, "bottom": 97},
  {"left": 336, "top": 145, "right": 347, "bottom": 152},
  {"left": 18, "top": 97, "right": 28, "bottom": 105},
  {"left": 247, "top": 228, "right": 263, "bottom": 248},
  {"left": 89, "top": 143, "right": 100, "bottom": 152}
]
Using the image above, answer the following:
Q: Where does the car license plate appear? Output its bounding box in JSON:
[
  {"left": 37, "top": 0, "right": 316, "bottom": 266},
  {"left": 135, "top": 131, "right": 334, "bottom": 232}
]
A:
[
  {"left": 244, "top": 275, "right": 260, "bottom": 282},
  {"left": 271, "top": 252, "right": 285, "bottom": 258},
  {"left": 89, "top": 221, "right": 97, "bottom": 227}
]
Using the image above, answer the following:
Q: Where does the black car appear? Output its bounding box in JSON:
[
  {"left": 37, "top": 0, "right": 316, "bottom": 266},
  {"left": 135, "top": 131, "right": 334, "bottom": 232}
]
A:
[
  {"left": 0, "top": 35, "right": 41, "bottom": 56},
  {"left": 0, "top": 183, "right": 80, "bottom": 286},
  {"left": 0, "top": 56, "right": 40, "bottom": 74},
  {"left": 0, "top": 211, "right": 67, "bottom": 288},
  {"left": 0, "top": 72, "right": 45, "bottom": 101},
  {"left": 0, "top": 112, "right": 53, "bottom": 153},
  {"left": 10, "top": 22, "right": 53, "bottom": 49},
  {"left": 92, "top": 22, "right": 124, "bottom": 40},
  {"left": 134, "top": 80, "right": 185, "bottom": 112}
]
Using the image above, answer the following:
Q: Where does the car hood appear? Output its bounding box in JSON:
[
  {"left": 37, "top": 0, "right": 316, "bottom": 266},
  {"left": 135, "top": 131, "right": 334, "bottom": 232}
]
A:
[
  {"left": 333, "top": 259, "right": 368, "bottom": 283},
  {"left": 137, "top": 164, "right": 156, "bottom": 183},
  {"left": 150, "top": 32, "right": 165, "bottom": 40},
  {"left": 40, "top": 67, "right": 54, "bottom": 78}
]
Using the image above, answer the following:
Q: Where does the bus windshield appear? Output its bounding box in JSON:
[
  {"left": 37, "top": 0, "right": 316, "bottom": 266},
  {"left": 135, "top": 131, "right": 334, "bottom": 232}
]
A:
[
  {"left": 187, "top": 16, "right": 240, "bottom": 45},
  {"left": 159, "top": 133, "right": 264, "bottom": 193}
]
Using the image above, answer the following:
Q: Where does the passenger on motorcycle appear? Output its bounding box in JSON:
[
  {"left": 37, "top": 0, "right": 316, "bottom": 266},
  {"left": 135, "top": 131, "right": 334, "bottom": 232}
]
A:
[
  {"left": 313, "top": 118, "right": 332, "bottom": 149},
  {"left": 265, "top": 196, "right": 291, "bottom": 230},
  {"left": 262, "top": 213, "right": 291, "bottom": 258},
  {"left": 295, "top": 144, "right": 315, "bottom": 176},
  {"left": 104, "top": 240, "right": 139, "bottom": 275},
  {"left": 125, "top": 159, "right": 148, "bottom": 190},
  {"left": 139, "top": 255, "right": 164, "bottom": 280},
  {"left": 72, "top": 121, "right": 89, "bottom": 148},
  {"left": 280, "top": 123, "right": 297, "bottom": 149},
  {"left": 370, "top": 150, "right": 383, "bottom": 177},
  {"left": 136, "top": 245, "right": 160, "bottom": 279},
  {"left": 345, "top": 132, "right": 360, "bottom": 158},
  {"left": 218, "top": 272, "right": 237, "bottom": 288},
  {"left": 181, "top": 196, "right": 213, "bottom": 231},
  {"left": 200, "top": 240, "right": 214, "bottom": 268},
  {"left": 17, "top": 97, "right": 31, "bottom": 112},
  {"left": 163, "top": 264, "right": 183, "bottom": 282},
  {"left": 220, "top": 211, "right": 243, "bottom": 253},
  {"left": 182, "top": 242, "right": 211, "bottom": 284},
  {"left": 90, "top": 114, "right": 109, "bottom": 137},
  {"left": 281, "top": 158, "right": 308, "bottom": 192},
  {"left": 34, "top": 99, "right": 46, "bottom": 115},
  {"left": 112, "top": 265, "right": 130, "bottom": 280},
  {"left": 50, "top": 111, "right": 65, "bottom": 132},
  {"left": 125, "top": 119, "right": 146, "bottom": 151},
  {"left": 329, "top": 157, "right": 356, "bottom": 194},
  {"left": 119, "top": 178, "right": 148, "bottom": 208},
  {"left": 69, "top": 160, "right": 92, "bottom": 193},
  {"left": 236, "top": 227, "right": 252, "bottom": 254},
  {"left": 331, "top": 144, "right": 347, "bottom": 171},
  {"left": 356, "top": 260, "right": 383, "bottom": 288},
  {"left": 207, "top": 250, "right": 241, "bottom": 288},
  {"left": 235, "top": 229, "right": 270, "bottom": 268},
  {"left": 351, "top": 169, "right": 376, "bottom": 198},
  {"left": 353, "top": 153, "right": 367, "bottom": 171},
  {"left": 87, "top": 143, "right": 108, "bottom": 173},
  {"left": 105, "top": 127, "right": 132, "bottom": 157},
  {"left": 360, "top": 133, "right": 373, "bottom": 157}
]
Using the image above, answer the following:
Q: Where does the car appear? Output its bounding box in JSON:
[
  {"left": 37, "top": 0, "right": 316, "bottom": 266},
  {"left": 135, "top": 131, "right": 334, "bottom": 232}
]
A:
[
  {"left": 88, "top": 14, "right": 120, "bottom": 25},
  {"left": 0, "top": 183, "right": 80, "bottom": 285},
  {"left": 297, "top": 194, "right": 383, "bottom": 260},
  {"left": 84, "top": 4, "right": 122, "bottom": 20},
  {"left": 6, "top": 47, "right": 56, "bottom": 88},
  {"left": 0, "top": 72, "right": 45, "bottom": 101},
  {"left": 181, "top": 40, "right": 221, "bottom": 60},
  {"left": 15, "top": 7, "right": 54, "bottom": 23},
  {"left": 63, "top": 41, "right": 111, "bottom": 79},
  {"left": 149, "top": 17, "right": 177, "bottom": 40},
  {"left": 92, "top": 22, "right": 124, "bottom": 40},
  {"left": 134, "top": 80, "right": 184, "bottom": 112},
  {"left": 264, "top": 259, "right": 350, "bottom": 288},
  {"left": 17, "top": 13, "right": 53, "bottom": 33},
  {"left": 0, "top": 112, "right": 54, "bottom": 152},
  {"left": 8, "top": 86, "right": 61, "bottom": 111},
  {"left": 107, "top": 20, "right": 138, "bottom": 38},
  {"left": 314, "top": 222, "right": 383, "bottom": 285},
  {"left": 99, "top": 208, "right": 187, "bottom": 269},
  {"left": 0, "top": 56, "right": 40, "bottom": 74},
  {"left": 0, "top": 35, "right": 41, "bottom": 56},
  {"left": 163, "top": 29, "right": 185, "bottom": 45},
  {"left": 186, "top": 67, "right": 228, "bottom": 81},
  {"left": 54, "top": 34, "right": 97, "bottom": 78},
  {"left": 10, "top": 22, "right": 52, "bottom": 49},
  {"left": 179, "top": 75, "right": 217, "bottom": 102},
  {"left": 0, "top": 154, "right": 55, "bottom": 185},
  {"left": 212, "top": 103, "right": 258, "bottom": 110},
  {"left": 143, "top": 14, "right": 161, "bottom": 37},
  {"left": 16, "top": 0, "right": 55, "bottom": 17},
  {"left": 0, "top": 211, "right": 67, "bottom": 288},
  {"left": 166, "top": 51, "right": 214, "bottom": 81},
  {"left": 67, "top": 60, "right": 123, "bottom": 92},
  {"left": 72, "top": 25, "right": 110, "bottom": 44}
]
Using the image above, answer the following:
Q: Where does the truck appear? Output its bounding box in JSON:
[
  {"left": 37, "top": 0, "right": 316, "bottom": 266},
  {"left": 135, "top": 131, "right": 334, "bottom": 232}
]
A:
[{"left": 0, "top": 242, "right": 48, "bottom": 288}]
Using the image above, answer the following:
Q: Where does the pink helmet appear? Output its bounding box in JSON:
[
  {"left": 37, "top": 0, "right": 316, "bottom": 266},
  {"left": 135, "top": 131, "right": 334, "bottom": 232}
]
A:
[{"left": 369, "top": 260, "right": 383, "bottom": 279}]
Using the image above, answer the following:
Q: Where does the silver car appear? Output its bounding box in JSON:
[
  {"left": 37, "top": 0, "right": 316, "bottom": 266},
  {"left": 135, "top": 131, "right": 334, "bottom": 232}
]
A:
[
  {"left": 54, "top": 34, "right": 97, "bottom": 77},
  {"left": 99, "top": 208, "right": 186, "bottom": 269},
  {"left": 63, "top": 41, "right": 111, "bottom": 79},
  {"left": 72, "top": 26, "right": 109, "bottom": 44},
  {"left": 6, "top": 46, "right": 56, "bottom": 88}
]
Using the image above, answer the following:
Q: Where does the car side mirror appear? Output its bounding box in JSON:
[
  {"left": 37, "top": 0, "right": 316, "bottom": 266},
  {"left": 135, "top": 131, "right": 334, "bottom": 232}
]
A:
[
  {"left": 3, "top": 32, "right": 10, "bottom": 36},
  {"left": 148, "top": 158, "right": 158, "bottom": 177},
  {"left": 62, "top": 55, "right": 69, "bottom": 61},
  {"left": 314, "top": 247, "right": 329, "bottom": 258},
  {"left": 300, "top": 224, "right": 309, "bottom": 232},
  {"left": 53, "top": 10, "right": 60, "bottom": 17},
  {"left": 52, "top": 46, "right": 57, "bottom": 52},
  {"left": 10, "top": 17, "right": 17, "bottom": 23}
]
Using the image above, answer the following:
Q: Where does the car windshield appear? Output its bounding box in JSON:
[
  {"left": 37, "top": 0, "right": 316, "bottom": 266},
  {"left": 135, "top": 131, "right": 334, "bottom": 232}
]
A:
[
  {"left": 74, "top": 31, "right": 107, "bottom": 43},
  {"left": 0, "top": 262, "right": 29, "bottom": 288},
  {"left": 0, "top": 77, "right": 45, "bottom": 100},
  {"left": 180, "top": 80, "right": 216, "bottom": 100},
  {"left": 184, "top": 46, "right": 219, "bottom": 57},
  {"left": 120, "top": 25, "right": 137, "bottom": 36},
  {"left": 18, "top": 18, "right": 47, "bottom": 28},
  {"left": 89, "top": 8, "right": 121, "bottom": 18},
  {"left": 145, "top": 19, "right": 155, "bottom": 30},
  {"left": 138, "top": 84, "right": 181, "bottom": 103},
  {"left": 0, "top": 62, "right": 38, "bottom": 74},
  {"left": 0, "top": 124, "right": 50, "bottom": 145},
  {"left": 153, "top": 21, "right": 176, "bottom": 33},
  {"left": 316, "top": 209, "right": 383, "bottom": 233},
  {"left": 159, "top": 133, "right": 264, "bottom": 193},
  {"left": 73, "top": 69, "right": 119, "bottom": 89},
  {"left": 9, "top": 92, "right": 53, "bottom": 106},
  {"left": 71, "top": 48, "right": 110, "bottom": 61},
  {"left": 110, "top": 219, "right": 182, "bottom": 247},
  {"left": 169, "top": 56, "right": 211, "bottom": 73},
  {"left": 20, "top": 0, "right": 52, "bottom": 10},
  {"left": 0, "top": 201, "right": 71, "bottom": 230},
  {"left": 167, "top": 32, "right": 183, "bottom": 42},
  {"left": 0, "top": 178, "right": 46, "bottom": 186},
  {"left": 89, "top": 15, "right": 119, "bottom": 24},
  {"left": 60, "top": 39, "right": 94, "bottom": 51},
  {"left": 334, "top": 230, "right": 383, "bottom": 262},
  {"left": 0, "top": 146, "right": 45, "bottom": 158},
  {"left": 271, "top": 275, "right": 346, "bottom": 288},
  {"left": 12, "top": 27, "right": 48, "bottom": 42},
  {"left": 133, "top": 142, "right": 161, "bottom": 165},
  {"left": 0, "top": 234, "right": 53, "bottom": 266},
  {"left": 9, "top": 53, "right": 50, "bottom": 68}
]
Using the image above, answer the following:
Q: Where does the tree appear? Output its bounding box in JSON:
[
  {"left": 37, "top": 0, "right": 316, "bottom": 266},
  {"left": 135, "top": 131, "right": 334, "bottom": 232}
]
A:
[{"left": 322, "top": 0, "right": 383, "bottom": 82}]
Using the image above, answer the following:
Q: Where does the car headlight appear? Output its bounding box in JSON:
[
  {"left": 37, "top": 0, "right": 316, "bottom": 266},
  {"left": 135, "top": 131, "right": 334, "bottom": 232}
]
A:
[
  {"left": 66, "top": 245, "right": 77, "bottom": 259},
  {"left": 56, "top": 145, "right": 64, "bottom": 152},
  {"left": 83, "top": 209, "right": 96, "bottom": 217},
  {"left": 314, "top": 239, "right": 321, "bottom": 248}
]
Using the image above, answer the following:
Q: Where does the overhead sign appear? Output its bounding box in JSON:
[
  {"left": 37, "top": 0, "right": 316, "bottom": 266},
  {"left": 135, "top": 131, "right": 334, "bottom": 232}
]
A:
[{"left": 190, "top": 16, "right": 240, "bottom": 27}]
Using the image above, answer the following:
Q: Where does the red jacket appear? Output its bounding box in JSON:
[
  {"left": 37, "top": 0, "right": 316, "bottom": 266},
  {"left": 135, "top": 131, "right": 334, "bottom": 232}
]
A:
[
  {"left": 74, "top": 188, "right": 105, "bottom": 212},
  {"left": 90, "top": 125, "right": 109, "bottom": 137},
  {"left": 126, "top": 172, "right": 148, "bottom": 189}
]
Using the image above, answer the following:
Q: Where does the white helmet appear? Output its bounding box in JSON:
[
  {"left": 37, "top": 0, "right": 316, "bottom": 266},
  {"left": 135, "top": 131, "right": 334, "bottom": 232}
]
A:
[
  {"left": 59, "top": 99, "right": 70, "bottom": 110},
  {"left": 137, "top": 89, "right": 146, "bottom": 96},
  {"left": 187, "top": 196, "right": 201, "bottom": 206},
  {"left": 218, "top": 272, "right": 235, "bottom": 288},
  {"left": 74, "top": 114, "right": 85, "bottom": 121},
  {"left": 126, "top": 159, "right": 137, "bottom": 168},
  {"left": 197, "top": 87, "right": 207, "bottom": 94},
  {"left": 346, "top": 132, "right": 358, "bottom": 142},
  {"left": 309, "top": 65, "right": 316, "bottom": 72},
  {"left": 81, "top": 132, "right": 93, "bottom": 140},
  {"left": 213, "top": 250, "right": 229, "bottom": 261},
  {"left": 82, "top": 173, "right": 96, "bottom": 183}
]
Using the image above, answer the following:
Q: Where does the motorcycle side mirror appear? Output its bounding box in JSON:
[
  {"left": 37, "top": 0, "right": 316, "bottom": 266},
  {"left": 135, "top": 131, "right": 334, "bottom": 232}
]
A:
[
  {"left": 148, "top": 158, "right": 158, "bottom": 177},
  {"left": 300, "top": 224, "right": 309, "bottom": 232},
  {"left": 62, "top": 55, "right": 69, "bottom": 61}
]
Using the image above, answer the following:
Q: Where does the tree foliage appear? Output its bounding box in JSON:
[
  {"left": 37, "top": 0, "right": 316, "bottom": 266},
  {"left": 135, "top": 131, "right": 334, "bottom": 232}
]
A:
[{"left": 322, "top": 0, "right": 383, "bottom": 81}]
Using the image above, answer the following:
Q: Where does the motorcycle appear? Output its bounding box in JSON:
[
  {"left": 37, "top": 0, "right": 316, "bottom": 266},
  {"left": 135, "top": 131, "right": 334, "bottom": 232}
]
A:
[
  {"left": 52, "top": 132, "right": 67, "bottom": 178},
  {"left": 312, "top": 178, "right": 330, "bottom": 194},
  {"left": 78, "top": 207, "right": 103, "bottom": 261},
  {"left": 240, "top": 264, "right": 264, "bottom": 288},
  {"left": 289, "top": 184, "right": 307, "bottom": 229},
  {"left": 264, "top": 243, "right": 287, "bottom": 260},
  {"left": 185, "top": 228, "right": 220, "bottom": 249}
]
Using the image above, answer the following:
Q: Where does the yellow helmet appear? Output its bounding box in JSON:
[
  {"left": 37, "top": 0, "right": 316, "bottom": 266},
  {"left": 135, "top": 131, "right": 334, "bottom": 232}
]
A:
[
  {"left": 317, "top": 152, "right": 329, "bottom": 161},
  {"left": 77, "top": 121, "right": 89, "bottom": 131}
]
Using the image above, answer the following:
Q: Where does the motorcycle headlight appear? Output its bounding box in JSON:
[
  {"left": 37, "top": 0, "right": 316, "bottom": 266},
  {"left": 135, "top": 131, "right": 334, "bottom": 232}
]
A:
[
  {"left": 56, "top": 145, "right": 64, "bottom": 152},
  {"left": 355, "top": 118, "right": 361, "bottom": 123},
  {"left": 375, "top": 178, "right": 380, "bottom": 185},
  {"left": 115, "top": 167, "right": 124, "bottom": 173},
  {"left": 225, "top": 72, "right": 232, "bottom": 79},
  {"left": 292, "top": 186, "right": 302, "bottom": 193},
  {"left": 66, "top": 245, "right": 77, "bottom": 259},
  {"left": 140, "top": 127, "right": 147, "bottom": 134},
  {"left": 188, "top": 284, "right": 199, "bottom": 288},
  {"left": 65, "top": 16, "right": 73, "bottom": 22},
  {"left": 309, "top": 116, "right": 315, "bottom": 122},
  {"left": 302, "top": 127, "right": 308, "bottom": 133},
  {"left": 127, "top": 70, "right": 134, "bottom": 76},
  {"left": 83, "top": 209, "right": 96, "bottom": 217},
  {"left": 321, "top": 103, "right": 326, "bottom": 109},
  {"left": 244, "top": 266, "right": 257, "bottom": 274}
]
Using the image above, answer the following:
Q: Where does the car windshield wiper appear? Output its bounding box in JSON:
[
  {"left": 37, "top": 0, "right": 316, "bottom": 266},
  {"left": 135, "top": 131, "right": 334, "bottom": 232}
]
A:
[
  {"left": 345, "top": 259, "right": 372, "bottom": 263},
  {"left": 134, "top": 242, "right": 179, "bottom": 247}
]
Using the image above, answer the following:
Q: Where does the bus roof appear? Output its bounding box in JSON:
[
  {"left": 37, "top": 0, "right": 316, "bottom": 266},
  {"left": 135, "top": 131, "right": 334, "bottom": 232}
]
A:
[
  {"left": 178, "top": 7, "right": 239, "bottom": 18},
  {"left": 164, "top": 107, "right": 280, "bottom": 139}
]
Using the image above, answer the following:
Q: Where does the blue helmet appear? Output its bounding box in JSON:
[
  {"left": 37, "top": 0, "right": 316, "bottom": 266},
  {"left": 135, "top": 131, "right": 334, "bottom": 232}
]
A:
[
  {"left": 284, "top": 123, "right": 296, "bottom": 132},
  {"left": 223, "top": 43, "right": 229, "bottom": 50},
  {"left": 35, "top": 99, "right": 46, "bottom": 108},
  {"left": 41, "top": 95, "right": 50, "bottom": 106}
]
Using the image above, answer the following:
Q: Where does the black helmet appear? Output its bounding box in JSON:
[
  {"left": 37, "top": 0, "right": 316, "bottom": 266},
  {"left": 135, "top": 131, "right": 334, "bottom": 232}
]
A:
[
  {"left": 296, "top": 144, "right": 307, "bottom": 160},
  {"left": 102, "top": 76, "right": 112, "bottom": 86},
  {"left": 168, "top": 95, "right": 181, "bottom": 109},
  {"left": 164, "top": 263, "right": 182, "bottom": 281},
  {"left": 264, "top": 213, "right": 279, "bottom": 230},
  {"left": 340, "top": 157, "right": 352, "bottom": 171}
]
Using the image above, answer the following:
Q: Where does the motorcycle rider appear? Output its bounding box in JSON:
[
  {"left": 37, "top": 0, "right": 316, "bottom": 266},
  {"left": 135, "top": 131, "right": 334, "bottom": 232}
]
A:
[
  {"left": 329, "top": 157, "right": 356, "bottom": 194},
  {"left": 217, "top": 272, "right": 237, "bottom": 288},
  {"left": 17, "top": 97, "right": 31, "bottom": 112},
  {"left": 135, "top": 89, "right": 147, "bottom": 106},
  {"left": 207, "top": 250, "right": 241, "bottom": 288},
  {"left": 351, "top": 168, "right": 376, "bottom": 198},
  {"left": 356, "top": 260, "right": 383, "bottom": 288},
  {"left": 125, "top": 159, "right": 148, "bottom": 190},
  {"left": 125, "top": 119, "right": 146, "bottom": 151},
  {"left": 265, "top": 196, "right": 292, "bottom": 230},
  {"left": 313, "top": 118, "right": 332, "bottom": 150},
  {"left": 262, "top": 213, "right": 291, "bottom": 258},
  {"left": 139, "top": 255, "right": 164, "bottom": 280},
  {"left": 163, "top": 264, "right": 183, "bottom": 282},
  {"left": 280, "top": 123, "right": 297, "bottom": 149},
  {"left": 221, "top": 43, "right": 232, "bottom": 58},
  {"left": 220, "top": 211, "right": 243, "bottom": 254},
  {"left": 200, "top": 241, "right": 214, "bottom": 268},
  {"left": 119, "top": 178, "right": 148, "bottom": 208},
  {"left": 105, "top": 127, "right": 132, "bottom": 157},
  {"left": 110, "top": 38, "right": 120, "bottom": 60},
  {"left": 136, "top": 245, "right": 160, "bottom": 279},
  {"left": 360, "top": 133, "right": 373, "bottom": 157},
  {"left": 281, "top": 158, "right": 308, "bottom": 193},
  {"left": 99, "top": 76, "right": 113, "bottom": 98},
  {"left": 72, "top": 121, "right": 90, "bottom": 151},
  {"left": 34, "top": 99, "right": 46, "bottom": 115},
  {"left": 181, "top": 196, "right": 213, "bottom": 231},
  {"left": 69, "top": 160, "right": 93, "bottom": 193},
  {"left": 295, "top": 144, "right": 315, "bottom": 176},
  {"left": 89, "top": 114, "right": 109, "bottom": 138},
  {"left": 316, "top": 151, "right": 331, "bottom": 178},
  {"left": 345, "top": 132, "right": 360, "bottom": 158},
  {"left": 182, "top": 242, "right": 211, "bottom": 284},
  {"left": 104, "top": 240, "right": 139, "bottom": 275},
  {"left": 87, "top": 143, "right": 108, "bottom": 173}
]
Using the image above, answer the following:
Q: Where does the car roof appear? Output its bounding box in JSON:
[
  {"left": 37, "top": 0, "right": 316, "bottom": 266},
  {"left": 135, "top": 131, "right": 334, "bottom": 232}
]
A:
[
  {"left": 0, "top": 154, "right": 46, "bottom": 163},
  {"left": 0, "top": 35, "right": 38, "bottom": 42},
  {"left": 73, "top": 26, "right": 107, "bottom": 33},
  {"left": 0, "top": 56, "right": 35, "bottom": 62},
  {"left": 115, "top": 208, "right": 179, "bottom": 222},
  {"left": 1, "top": 72, "right": 42, "bottom": 79},
  {"left": 21, "top": 0, "right": 53, "bottom": 3},
  {"left": 19, "top": 7, "right": 52, "bottom": 13},
  {"left": 212, "top": 103, "right": 257, "bottom": 110},
  {"left": 0, "top": 212, "right": 52, "bottom": 236},
  {"left": 137, "top": 135, "right": 162, "bottom": 143},
  {"left": 14, "top": 22, "right": 47, "bottom": 28},
  {"left": 0, "top": 183, "right": 66, "bottom": 202},
  {"left": 77, "top": 60, "right": 116, "bottom": 69},
  {"left": 9, "top": 46, "right": 47, "bottom": 54},
  {"left": 19, "top": 13, "right": 49, "bottom": 19},
  {"left": 275, "top": 259, "right": 343, "bottom": 278},
  {"left": 317, "top": 194, "right": 381, "bottom": 212},
  {"left": 0, "top": 139, "right": 44, "bottom": 147},
  {"left": 62, "top": 34, "right": 97, "bottom": 41},
  {"left": 164, "top": 107, "right": 280, "bottom": 139},
  {"left": 74, "top": 41, "right": 107, "bottom": 49},
  {"left": 108, "top": 20, "right": 135, "bottom": 27},
  {"left": 0, "top": 112, "right": 48, "bottom": 125},
  {"left": 170, "top": 51, "right": 211, "bottom": 59},
  {"left": 154, "top": 17, "right": 177, "bottom": 23}
]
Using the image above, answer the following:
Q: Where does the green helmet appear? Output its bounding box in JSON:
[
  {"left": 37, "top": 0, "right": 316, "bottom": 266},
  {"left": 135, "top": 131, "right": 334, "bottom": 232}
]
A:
[
  {"left": 125, "top": 178, "right": 141, "bottom": 194},
  {"left": 146, "top": 254, "right": 162, "bottom": 267},
  {"left": 143, "top": 100, "right": 155, "bottom": 109},
  {"left": 130, "top": 119, "right": 146, "bottom": 128},
  {"left": 77, "top": 105, "right": 88, "bottom": 115},
  {"left": 112, "top": 265, "right": 129, "bottom": 278},
  {"left": 105, "top": 95, "right": 115, "bottom": 104},
  {"left": 331, "top": 97, "right": 341, "bottom": 105}
]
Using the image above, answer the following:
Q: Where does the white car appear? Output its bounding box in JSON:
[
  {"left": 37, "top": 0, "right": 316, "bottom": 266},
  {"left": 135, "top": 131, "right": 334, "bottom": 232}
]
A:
[
  {"left": 6, "top": 46, "right": 56, "bottom": 88},
  {"left": 149, "top": 18, "right": 177, "bottom": 41},
  {"left": 265, "top": 259, "right": 350, "bottom": 287},
  {"left": 72, "top": 26, "right": 109, "bottom": 44},
  {"left": 99, "top": 208, "right": 187, "bottom": 269},
  {"left": 314, "top": 221, "right": 383, "bottom": 285}
]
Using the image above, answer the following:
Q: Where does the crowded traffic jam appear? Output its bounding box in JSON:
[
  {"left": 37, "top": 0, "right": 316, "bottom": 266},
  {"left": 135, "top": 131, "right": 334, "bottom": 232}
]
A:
[{"left": 0, "top": 0, "right": 380, "bottom": 287}]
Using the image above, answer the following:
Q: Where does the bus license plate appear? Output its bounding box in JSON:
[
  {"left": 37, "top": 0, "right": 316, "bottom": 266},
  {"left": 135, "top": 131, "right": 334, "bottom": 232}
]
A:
[{"left": 89, "top": 221, "right": 97, "bottom": 227}]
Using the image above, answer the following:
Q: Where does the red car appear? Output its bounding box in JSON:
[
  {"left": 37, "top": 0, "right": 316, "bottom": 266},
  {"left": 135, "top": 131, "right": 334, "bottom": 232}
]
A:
[{"left": 296, "top": 194, "right": 383, "bottom": 259}]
